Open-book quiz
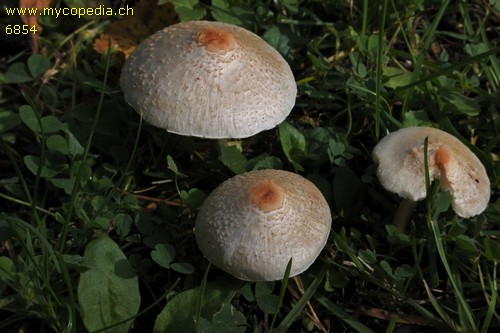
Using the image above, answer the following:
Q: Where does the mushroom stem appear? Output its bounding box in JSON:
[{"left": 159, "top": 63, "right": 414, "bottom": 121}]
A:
[{"left": 393, "top": 199, "right": 418, "bottom": 232}]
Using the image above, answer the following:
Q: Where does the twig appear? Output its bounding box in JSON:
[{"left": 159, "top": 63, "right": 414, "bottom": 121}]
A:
[{"left": 360, "top": 306, "right": 434, "bottom": 326}]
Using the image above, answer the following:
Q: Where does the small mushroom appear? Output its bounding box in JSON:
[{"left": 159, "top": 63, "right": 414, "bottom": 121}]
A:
[
  {"left": 195, "top": 169, "right": 332, "bottom": 281},
  {"left": 120, "top": 20, "right": 297, "bottom": 139},
  {"left": 373, "top": 126, "right": 490, "bottom": 231}
]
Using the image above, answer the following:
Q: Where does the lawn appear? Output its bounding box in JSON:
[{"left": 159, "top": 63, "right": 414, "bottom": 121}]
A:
[{"left": 0, "top": 0, "right": 499, "bottom": 332}]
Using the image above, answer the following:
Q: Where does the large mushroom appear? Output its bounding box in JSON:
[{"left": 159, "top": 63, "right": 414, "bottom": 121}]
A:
[
  {"left": 120, "top": 20, "right": 297, "bottom": 139},
  {"left": 373, "top": 126, "right": 490, "bottom": 231},
  {"left": 195, "top": 169, "right": 332, "bottom": 281}
]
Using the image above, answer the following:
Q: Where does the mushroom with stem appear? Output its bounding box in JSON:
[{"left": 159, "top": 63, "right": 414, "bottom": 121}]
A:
[{"left": 372, "top": 126, "right": 490, "bottom": 232}]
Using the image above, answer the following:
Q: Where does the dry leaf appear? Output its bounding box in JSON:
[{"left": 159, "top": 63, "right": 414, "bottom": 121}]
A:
[
  {"left": 93, "top": 0, "right": 179, "bottom": 63},
  {"left": 19, "top": 0, "right": 53, "bottom": 53}
]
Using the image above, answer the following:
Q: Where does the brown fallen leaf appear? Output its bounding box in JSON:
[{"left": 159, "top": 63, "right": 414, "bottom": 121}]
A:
[
  {"left": 19, "top": 0, "right": 53, "bottom": 53},
  {"left": 93, "top": 0, "right": 179, "bottom": 64}
]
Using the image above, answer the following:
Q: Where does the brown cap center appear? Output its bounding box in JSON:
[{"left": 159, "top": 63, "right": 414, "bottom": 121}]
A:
[
  {"left": 249, "top": 182, "right": 284, "bottom": 213},
  {"left": 196, "top": 28, "right": 236, "bottom": 53},
  {"left": 434, "top": 147, "right": 452, "bottom": 171}
]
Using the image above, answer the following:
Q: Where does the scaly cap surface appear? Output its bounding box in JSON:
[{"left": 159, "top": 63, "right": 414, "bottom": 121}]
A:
[
  {"left": 120, "top": 21, "right": 297, "bottom": 139},
  {"left": 195, "top": 169, "right": 332, "bottom": 281}
]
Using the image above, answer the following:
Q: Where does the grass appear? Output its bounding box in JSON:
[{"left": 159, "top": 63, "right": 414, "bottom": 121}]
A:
[{"left": 0, "top": 0, "right": 499, "bottom": 332}]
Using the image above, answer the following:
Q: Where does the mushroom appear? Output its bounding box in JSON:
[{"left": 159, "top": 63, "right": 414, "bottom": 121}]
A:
[
  {"left": 373, "top": 126, "right": 490, "bottom": 231},
  {"left": 120, "top": 20, "right": 297, "bottom": 139},
  {"left": 195, "top": 169, "right": 332, "bottom": 281}
]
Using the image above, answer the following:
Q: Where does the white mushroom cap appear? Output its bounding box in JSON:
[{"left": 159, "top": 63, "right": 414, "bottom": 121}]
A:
[
  {"left": 373, "top": 126, "right": 490, "bottom": 218},
  {"left": 120, "top": 20, "right": 297, "bottom": 139},
  {"left": 195, "top": 169, "right": 332, "bottom": 281}
]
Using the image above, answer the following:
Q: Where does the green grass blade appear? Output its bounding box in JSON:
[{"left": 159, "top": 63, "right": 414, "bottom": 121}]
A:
[
  {"left": 405, "top": 298, "right": 453, "bottom": 332},
  {"left": 195, "top": 263, "right": 211, "bottom": 331},
  {"left": 3, "top": 216, "right": 64, "bottom": 329},
  {"left": 392, "top": 48, "right": 500, "bottom": 94},
  {"left": 361, "top": 0, "right": 368, "bottom": 37},
  {"left": 480, "top": 261, "right": 498, "bottom": 333},
  {"left": 58, "top": 42, "right": 113, "bottom": 252},
  {"left": 92, "top": 114, "right": 144, "bottom": 220},
  {"left": 423, "top": 138, "right": 477, "bottom": 331},
  {"left": 428, "top": 211, "right": 477, "bottom": 331},
  {"left": 55, "top": 251, "right": 76, "bottom": 333},
  {"left": 385, "top": 317, "right": 396, "bottom": 333},
  {"left": 422, "top": 278, "right": 460, "bottom": 330},
  {"left": 315, "top": 294, "right": 376, "bottom": 333},
  {"left": 274, "top": 264, "right": 327, "bottom": 333},
  {"left": 478, "top": 20, "right": 500, "bottom": 89},
  {"left": 269, "top": 258, "right": 292, "bottom": 332},
  {"left": 374, "top": 0, "right": 388, "bottom": 140}
]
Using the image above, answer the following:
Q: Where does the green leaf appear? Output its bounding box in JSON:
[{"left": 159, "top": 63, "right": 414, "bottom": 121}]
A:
[
  {"left": 65, "top": 129, "right": 85, "bottom": 156},
  {"left": 394, "top": 264, "right": 414, "bottom": 279},
  {"left": 18, "top": 105, "right": 40, "bottom": 133},
  {"left": 328, "top": 139, "right": 346, "bottom": 165},
  {"left": 302, "top": 127, "right": 337, "bottom": 166},
  {"left": 218, "top": 141, "right": 247, "bottom": 174},
  {"left": 180, "top": 188, "right": 206, "bottom": 211},
  {"left": 255, "top": 281, "right": 279, "bottom": 314},
  {"left": 46, "top": 135, "right": 69, "bottom": 155},
  {"left": 78, "top": 236, "right": 140, "bottom": 333},
  {"left": 446, "top": 219, "right": 467, "bottom": 237},
  {"left": 483, "top": 238, "right": 500, "bottom": 262},
  {"left": 40, "top": 116, "right": 66, "bottom": 133},
  {"left": 0, "top": 111, "right": 21, "bottom": 133},
  {"left": 151, "top": 243, "right": 176, "bottom": 269},
  {"left": 167, "top": 154, "right": 182, "bottom": 176},
  {"left": 279, "top": 121, "right": 306, "bottom": 171},
  {"left": 263, "top": 25, "right": 292, "bottom": 57},
  {"left": 402, "top": 110, "right": 431, "bottom": 127},
  {"left": 432, "top": 191, "right": 452, "bottom": 217},
  {"left": 50, "top": 177, "right": 76, "bottom": 194},
  {"left": 239, "top": 283, "right": 254, "bottom": 302},
  {"left": 455, "top": 235, "right": 478, "bottom": 256},
  {"left": 282, "top": 0, "right": 300, "bottom": 14},
  {"left": 385, "top": 225, "right": 410, "bottom": 245},
  {"left": 91, "top": 216, "right": 111, "bottom": 230},
  {"left": 166, "top": 0, "right": 205, "bottom": 21},
  {"left": 19, "top": 105, "right": 66, "bottom": 134},
  {"left": 135, "top": 213, "right": 153, "bottom": 236},
  {"left": 254, "top": 281, "right": 273, "bottom": 297},
  {"left": 113, "top": 213, "right": 133, "bottom": 238},
  {"left": 170, "top": 262, "right": 195, "bottom": 274},
  {"left": 62, "top": 254, "right": 89, "bottom": 272},
  {"left": 153, "top": 278, "right": 243, "bottom": 333},
  {"left": 383, "top": 67, "right": 413, "bottom": 89},
  {"left": 210, "top": 0, "right": 254, "bottom": 27},
  {"left": 257, "top": 293, "right": 280, "bottom": 314},
  {"left": 0, "top": 256, "right": 15, "bottom": 282},
  {"left": 23, "top": 153, "right": 65, "bottom": 178},
  {"left": 440, "top": 91, "right": 481, "bottom": 116},
  {"left": 379, "top": 260, "right": 394, "bottom": 278},
  {"left": 210, "top": 303, "right": 247, "bottom": 333},
  {"left": 246, "top": 154, "right": 283, "bottom": 171},
  {"left": 358, "top": 249, "right": 377, "bottom": 265},
  {"left": 27, "top": 54, "right": 51, "bottom": 78},
  {"left": 3, "top": 63, "right": 32, "bottom": 83}
]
